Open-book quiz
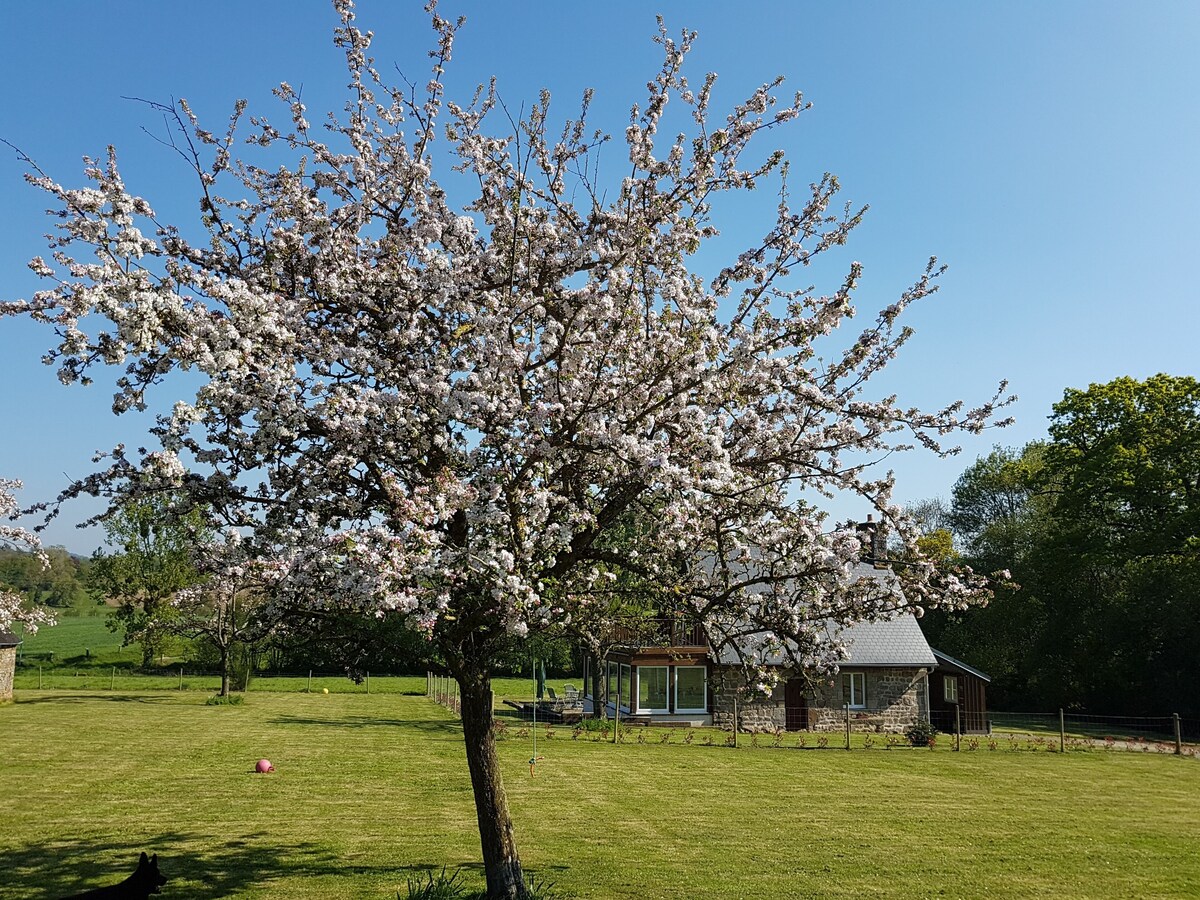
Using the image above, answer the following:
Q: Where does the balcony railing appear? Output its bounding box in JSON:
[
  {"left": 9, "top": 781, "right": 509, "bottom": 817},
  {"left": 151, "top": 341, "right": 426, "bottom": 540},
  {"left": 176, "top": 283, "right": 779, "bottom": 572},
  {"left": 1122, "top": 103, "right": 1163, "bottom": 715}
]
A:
[{"left": 608, "top": 618, "right": 708, "bottom": 649}]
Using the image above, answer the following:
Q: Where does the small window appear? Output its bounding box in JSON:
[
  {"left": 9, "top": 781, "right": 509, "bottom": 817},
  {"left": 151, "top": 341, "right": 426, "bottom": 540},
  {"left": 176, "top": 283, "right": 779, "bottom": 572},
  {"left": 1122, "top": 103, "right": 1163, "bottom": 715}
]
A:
[
  {"left": 944, "top": 675, "right": 959, "bottom": 704},
  {"left": 842, "top": 672, "right": 866, "bottom": 709}
]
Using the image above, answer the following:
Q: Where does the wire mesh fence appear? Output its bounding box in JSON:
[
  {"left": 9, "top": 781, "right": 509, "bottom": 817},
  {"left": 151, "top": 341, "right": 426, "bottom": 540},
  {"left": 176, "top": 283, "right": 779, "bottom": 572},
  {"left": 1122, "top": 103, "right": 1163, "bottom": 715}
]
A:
[{"left": 12, "top": 665, "right": 1200, "bottom": 757}]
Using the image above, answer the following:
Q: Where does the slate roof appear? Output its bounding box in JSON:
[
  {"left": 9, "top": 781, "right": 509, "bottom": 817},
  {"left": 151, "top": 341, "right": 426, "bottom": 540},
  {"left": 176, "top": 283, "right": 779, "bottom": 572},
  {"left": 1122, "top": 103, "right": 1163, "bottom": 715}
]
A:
[
  {"left": 0, "top": 632, "right": 21, "bottom": 648},
  {"left": 931, "top": 648, "right": 991, "bottom": 682},
  {"left": 834, "top": 613, "right": 936, "bottom": 668},
  {"left": 714, "top": 562, "right": 936, "bottom": 668}
]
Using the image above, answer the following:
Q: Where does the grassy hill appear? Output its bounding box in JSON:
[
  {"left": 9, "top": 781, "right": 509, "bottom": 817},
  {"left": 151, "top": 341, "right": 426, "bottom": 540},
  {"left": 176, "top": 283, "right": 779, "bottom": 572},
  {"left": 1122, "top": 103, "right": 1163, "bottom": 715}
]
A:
[{"left": 14, "top": 616, "right": 136, "bottom": 666}]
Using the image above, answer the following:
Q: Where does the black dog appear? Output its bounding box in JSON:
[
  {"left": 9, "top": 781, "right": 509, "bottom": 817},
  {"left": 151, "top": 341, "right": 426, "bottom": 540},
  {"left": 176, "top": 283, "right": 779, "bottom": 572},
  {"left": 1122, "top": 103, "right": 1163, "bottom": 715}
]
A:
[{"left": 61, "top": 852, "right": 167, "bottom": 899}]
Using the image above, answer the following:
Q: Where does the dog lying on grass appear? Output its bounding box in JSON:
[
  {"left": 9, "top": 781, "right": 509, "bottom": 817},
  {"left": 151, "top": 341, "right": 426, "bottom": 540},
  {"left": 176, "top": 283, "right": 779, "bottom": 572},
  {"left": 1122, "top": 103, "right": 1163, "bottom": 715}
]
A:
[{"left": 60, "top": 852, "right": 167, "bottom": 899}]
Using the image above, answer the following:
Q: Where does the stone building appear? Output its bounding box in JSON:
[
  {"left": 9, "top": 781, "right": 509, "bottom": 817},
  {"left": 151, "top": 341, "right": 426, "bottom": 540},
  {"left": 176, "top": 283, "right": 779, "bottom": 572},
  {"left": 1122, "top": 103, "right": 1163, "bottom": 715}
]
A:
[
  {"left": 712, "top": 612, "right": 935, "bottom": 733},
  {"left": 584, "top": 560, "right": 938, "bottom": 734},
  {"left": 0, "top": 632, "right": 21, "bottom": 702}
]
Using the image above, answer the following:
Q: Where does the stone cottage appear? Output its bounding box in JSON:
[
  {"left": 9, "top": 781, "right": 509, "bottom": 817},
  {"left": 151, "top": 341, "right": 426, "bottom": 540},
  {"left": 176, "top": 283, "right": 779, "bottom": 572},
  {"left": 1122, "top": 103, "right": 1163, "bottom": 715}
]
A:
[{"left": 584, "top": 560, "right": 937, "bottom": 734}]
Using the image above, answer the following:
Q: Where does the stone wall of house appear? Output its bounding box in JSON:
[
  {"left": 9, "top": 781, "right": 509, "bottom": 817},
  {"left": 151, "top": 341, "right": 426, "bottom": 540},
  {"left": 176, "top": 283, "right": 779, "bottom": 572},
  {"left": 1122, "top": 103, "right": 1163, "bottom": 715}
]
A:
[
  {"left": 0, "top": 646, "right": 16, "bottom": 702},
  {"left": 711, "top": 665, "right": 928, "bottom": 733},
  {"left": 808, "top": 667, "right": 928, "bottom": 733},
  {"left": 711, "top": 668, "right": 788, "bottom": 732}
]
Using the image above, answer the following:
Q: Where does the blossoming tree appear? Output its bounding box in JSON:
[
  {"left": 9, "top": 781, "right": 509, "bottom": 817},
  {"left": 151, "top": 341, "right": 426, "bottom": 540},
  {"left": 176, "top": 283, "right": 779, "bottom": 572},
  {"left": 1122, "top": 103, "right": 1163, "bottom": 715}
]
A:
[
  {"left": 0, "top": 478, "right": 53, "bottom": 634},
  {"left": 2, "top": 3, "right": 1010, "bottom": 895}
]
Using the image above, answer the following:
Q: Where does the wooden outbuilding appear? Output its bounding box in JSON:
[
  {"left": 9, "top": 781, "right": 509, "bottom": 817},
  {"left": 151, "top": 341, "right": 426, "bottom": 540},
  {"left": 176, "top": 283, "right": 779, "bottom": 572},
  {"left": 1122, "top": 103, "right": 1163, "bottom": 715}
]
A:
[{"left": 929, "top": 648, "right": 990, "bottom": 734}]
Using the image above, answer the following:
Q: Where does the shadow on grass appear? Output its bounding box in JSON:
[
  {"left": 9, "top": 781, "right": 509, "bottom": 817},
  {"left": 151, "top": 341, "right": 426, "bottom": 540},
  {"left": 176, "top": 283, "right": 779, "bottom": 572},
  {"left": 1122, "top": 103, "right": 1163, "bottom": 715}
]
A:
[
  {"left": 270, "top": 714, "right": 463, "bottom": 733},
  {"left": 13, "top": 693, "right": 181, "bottom": 705},
  {"left": 0, "top": 832, "right": 414, "bottom": 899}
]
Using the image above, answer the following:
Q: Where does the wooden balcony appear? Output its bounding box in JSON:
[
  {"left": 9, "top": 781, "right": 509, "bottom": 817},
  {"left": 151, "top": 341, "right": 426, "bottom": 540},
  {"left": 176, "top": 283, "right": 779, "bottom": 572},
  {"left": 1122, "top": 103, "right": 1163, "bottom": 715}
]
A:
[{"left": 609, "top": 618, "right": 708, "bottom": 649}]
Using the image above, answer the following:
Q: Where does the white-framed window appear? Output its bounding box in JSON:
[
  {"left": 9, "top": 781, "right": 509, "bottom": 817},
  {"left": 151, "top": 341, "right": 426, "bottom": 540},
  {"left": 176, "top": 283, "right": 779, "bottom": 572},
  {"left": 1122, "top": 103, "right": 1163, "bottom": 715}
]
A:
[
  {"left": 842, "top": 672, "right": 866, "bottom": 709},
  {"left": 675, "top": 666, "right": 708, "bottom": 713},
  {"left": 618, "top": 663, "right": 632, "bottom": 712},
  {"left": 606, "top": 660, "right": 619, "bottom": 710},
  {"left": 944, "top": 675, "right": 959, "bottom": 704},
  {"left": 637, "top": 666, "right": 670, "bottom": 713}
]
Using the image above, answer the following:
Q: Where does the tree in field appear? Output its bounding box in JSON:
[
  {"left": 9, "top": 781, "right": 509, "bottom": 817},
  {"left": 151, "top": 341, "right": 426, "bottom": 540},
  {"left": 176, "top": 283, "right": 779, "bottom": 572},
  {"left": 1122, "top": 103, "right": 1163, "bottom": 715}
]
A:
[
  {"left": 172, "top": 535, "right": 273, "bottom": 696},
  {"left": 2, "top": 4, "right": 1011, "bottom": 895},
  {"left": 89, "top": 498, "right": 205, "bottom": 667},
  {"left": 0, "top": 478, "right": 54, "bottom": 634}
]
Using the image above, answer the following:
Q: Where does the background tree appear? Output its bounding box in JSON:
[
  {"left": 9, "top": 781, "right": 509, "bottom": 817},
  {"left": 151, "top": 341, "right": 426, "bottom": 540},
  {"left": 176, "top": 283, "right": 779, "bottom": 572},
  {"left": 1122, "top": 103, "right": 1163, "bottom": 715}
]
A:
[
  {"left": 1038, "top": 374, "right": 1200, "bottom": 714},
  {"left": 89, "top": 499, "right": 206, "bottom": 667},
  {"left": 927, "top": 375, "right": 1200, "bottom": 716},
  {"left": 919, "top": 445, "right": 1050, "bottom": 707},
  {"left": 0, "top": 478, "right": 53, "bottom": 634},
  {"left": 0, "top": 546, "right": 91, "bottom": 611},
  {"left": 2, "top": 4, "right": 1010, "bottom": 896},
  {"left": 171, "top": 536, "right": 274, "bottom": 696}
]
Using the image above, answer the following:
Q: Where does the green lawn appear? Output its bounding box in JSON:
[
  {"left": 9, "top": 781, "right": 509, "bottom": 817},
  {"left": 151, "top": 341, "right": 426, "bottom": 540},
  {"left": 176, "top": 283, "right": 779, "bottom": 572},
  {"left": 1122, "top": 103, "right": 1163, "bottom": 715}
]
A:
[{"left": 2, "top": 690, "right": 1197, "bottom": 899}]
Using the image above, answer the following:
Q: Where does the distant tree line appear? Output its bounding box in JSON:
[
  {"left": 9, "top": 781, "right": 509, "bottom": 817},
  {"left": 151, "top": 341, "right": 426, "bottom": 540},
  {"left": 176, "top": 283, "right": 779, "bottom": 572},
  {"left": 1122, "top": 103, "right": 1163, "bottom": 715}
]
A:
[
  {"left": 0, "top": 547, "right": 91, "bottom": 611},
  {"left": 920, "top": 374, "right": 1200, "bottom": 717}
]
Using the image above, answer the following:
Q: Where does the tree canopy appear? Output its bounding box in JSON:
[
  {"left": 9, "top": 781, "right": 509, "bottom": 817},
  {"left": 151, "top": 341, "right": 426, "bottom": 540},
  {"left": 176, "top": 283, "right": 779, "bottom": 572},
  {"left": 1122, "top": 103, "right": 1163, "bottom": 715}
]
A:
[
  {"left": 924, "top": 375, "right": 1200, "bottom": 716},
  {"left": 2, "top": 4, "right": 1010, "bottom": 895}
]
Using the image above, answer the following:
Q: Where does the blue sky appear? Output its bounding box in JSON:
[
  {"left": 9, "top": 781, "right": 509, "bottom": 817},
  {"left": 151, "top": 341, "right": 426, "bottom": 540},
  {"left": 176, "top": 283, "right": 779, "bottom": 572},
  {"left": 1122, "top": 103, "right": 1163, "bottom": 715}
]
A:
[{"left": 2, "top": 1, "right": 1198, "bottom": 552}]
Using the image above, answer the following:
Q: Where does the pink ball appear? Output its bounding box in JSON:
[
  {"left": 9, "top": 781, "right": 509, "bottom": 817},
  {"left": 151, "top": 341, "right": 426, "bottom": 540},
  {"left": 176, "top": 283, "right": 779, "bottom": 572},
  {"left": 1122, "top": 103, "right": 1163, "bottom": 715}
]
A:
[{"left": 255, "top": 758, "right": 274, "bottom": 773}]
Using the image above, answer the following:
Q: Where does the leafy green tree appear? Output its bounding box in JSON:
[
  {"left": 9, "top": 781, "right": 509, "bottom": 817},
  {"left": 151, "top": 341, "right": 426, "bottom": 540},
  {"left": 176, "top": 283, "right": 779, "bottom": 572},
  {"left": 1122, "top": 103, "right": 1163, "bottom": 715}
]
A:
[
  {"left": 930, "top": 376, "right": 1200, "bottom": 715},
  {"left": 1036, "top": 375, "right": 1200, "bottom": 713},
  {"left": 89, "top": 499, "right": 206, "bottom": 668},
  {"left": 919, "top": 445, "right": 1053, "bottom": 708}
]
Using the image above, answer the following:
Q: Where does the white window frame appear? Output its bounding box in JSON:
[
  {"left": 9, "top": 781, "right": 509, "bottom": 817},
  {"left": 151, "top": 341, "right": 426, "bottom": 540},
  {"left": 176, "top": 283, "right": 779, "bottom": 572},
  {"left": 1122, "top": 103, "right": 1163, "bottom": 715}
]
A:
[
  {"left": 636, "top": 665, "right": 670, "bottom": 714},
  {"left": 674, "top": 665, "right": 708, "bottom": 714},
  {"left": 844, "top": 671, "right": 866, "bottom": 709},
  {"left": 944, "top": 674, "right": 959, "bottom": 704},
  {"left": 619, "top": 663, "right": 632, "bottom": 713}
]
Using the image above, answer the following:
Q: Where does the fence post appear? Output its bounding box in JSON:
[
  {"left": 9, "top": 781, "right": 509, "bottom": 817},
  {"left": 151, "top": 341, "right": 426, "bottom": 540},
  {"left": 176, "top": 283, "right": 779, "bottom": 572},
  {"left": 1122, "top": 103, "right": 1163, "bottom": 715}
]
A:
[
  {"left": 111, "top": 667, "right": 116, "bottom": 690},
  {"left": 38, "top": 665, "right": 42, "bottom": 690},
  {"left": 1174, "top": 713, "right": 1182, "bottom": 755},
  {"left": 955, "top": 705, "right": 961, "bottom": 751},
  {"left": 731, "top": 695, "right": 738, "bottom": 748},
  {"left": 308, "top": 670, "right": 312, "bottom": 693},
  {"left": 366, "top": 671, "right": 370, "bottom": 695},
  {"left": 614, "top": 691, "right": 621, "bottom": 743},
  {"left": 845, "top": 704, "right": 851, "bottom": 751},
  {"left": 179, "top": 667, "right": 184, "bottom": 691},
  {"left": 453, "top": 681, "right": 458, "bottom": 715},
  {"left": 1059, "top": 708, "right": 1065, "bottom": 753}
]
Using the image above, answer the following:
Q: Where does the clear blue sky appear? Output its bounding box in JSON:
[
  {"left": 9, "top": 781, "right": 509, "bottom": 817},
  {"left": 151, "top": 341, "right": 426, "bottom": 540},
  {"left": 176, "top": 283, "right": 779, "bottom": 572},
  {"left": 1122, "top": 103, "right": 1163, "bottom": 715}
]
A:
[{"left": 2, "top": 1, "right": 1198, "bottom": 552}]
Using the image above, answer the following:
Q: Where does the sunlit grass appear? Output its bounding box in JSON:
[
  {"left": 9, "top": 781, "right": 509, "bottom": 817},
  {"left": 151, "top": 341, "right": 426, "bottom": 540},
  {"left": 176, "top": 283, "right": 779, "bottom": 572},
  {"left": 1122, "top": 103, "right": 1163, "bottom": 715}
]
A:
[{"left": 2, "top": 689, "right": 1197, "bottom": 898}]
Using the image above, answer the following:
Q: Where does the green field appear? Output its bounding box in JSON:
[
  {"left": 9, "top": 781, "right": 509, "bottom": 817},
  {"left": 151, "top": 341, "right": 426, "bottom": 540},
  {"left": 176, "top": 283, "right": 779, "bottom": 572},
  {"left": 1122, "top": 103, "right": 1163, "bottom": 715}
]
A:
[
  {"left": 2, "top": 687, "right": 1197, "bottom": 899},
  {"left": 13, "top": 615, "right": 136, "bottom": 664}
]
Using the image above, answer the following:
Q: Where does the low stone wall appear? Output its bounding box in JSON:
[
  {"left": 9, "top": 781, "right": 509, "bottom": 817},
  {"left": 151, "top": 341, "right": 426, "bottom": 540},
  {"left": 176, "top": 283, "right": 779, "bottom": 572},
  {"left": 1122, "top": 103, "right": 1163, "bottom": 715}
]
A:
[
  {"left": 0, "top": 646, "right": 16, "bottom": 701},
  {"left": 712, "top": 665, "right": 928, "bottom": 733}
]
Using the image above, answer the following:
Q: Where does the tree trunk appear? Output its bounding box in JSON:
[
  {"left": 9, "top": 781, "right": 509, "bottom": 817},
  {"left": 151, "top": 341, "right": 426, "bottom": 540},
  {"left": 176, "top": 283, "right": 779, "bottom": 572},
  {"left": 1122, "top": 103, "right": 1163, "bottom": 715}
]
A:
[
  {"left": 458, "top": 671, "right": 527, "bottom": 899},
  {"left": 219, "top": 646, "right": 230, "bottom": 697},
  {"left": 591, "top": 654, "right": 606, "bottom": 720}
]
